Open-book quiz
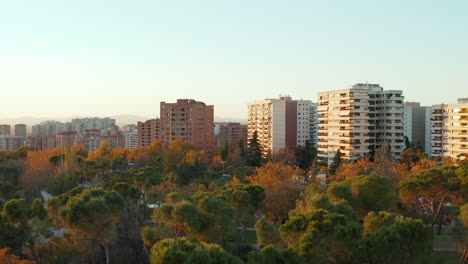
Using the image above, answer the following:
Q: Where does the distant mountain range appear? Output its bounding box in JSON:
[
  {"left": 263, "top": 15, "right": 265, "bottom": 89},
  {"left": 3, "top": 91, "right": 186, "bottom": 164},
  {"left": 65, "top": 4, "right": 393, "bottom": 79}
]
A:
[{"left": 0, "top": 115, "right": 247, "bottom": 130}]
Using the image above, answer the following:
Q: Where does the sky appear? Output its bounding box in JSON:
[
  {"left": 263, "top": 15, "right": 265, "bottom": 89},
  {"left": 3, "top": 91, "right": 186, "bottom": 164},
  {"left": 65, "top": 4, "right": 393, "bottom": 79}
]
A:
[{"left": 0, "top": 0, "right": 467, "bottom": 120}]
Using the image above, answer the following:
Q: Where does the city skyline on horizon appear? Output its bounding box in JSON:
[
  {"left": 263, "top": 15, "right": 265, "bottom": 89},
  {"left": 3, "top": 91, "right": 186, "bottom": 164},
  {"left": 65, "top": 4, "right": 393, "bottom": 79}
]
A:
[{"left": 1, "top": 1, "right": 467, "bottom": 119}]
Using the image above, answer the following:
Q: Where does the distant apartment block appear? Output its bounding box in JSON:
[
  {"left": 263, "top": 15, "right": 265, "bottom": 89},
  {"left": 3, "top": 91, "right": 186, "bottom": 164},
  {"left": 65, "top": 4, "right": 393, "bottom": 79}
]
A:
[
  {"left": 215, "top": 122, "right": 248, "bottom": 148},
  {"left": 160, "top": 99, "right": 214, "bottom": 154},
  {"left": 14, "top": 124, "right": 27, "bottom": 138},
  {"left": 248, "top": 96, "right": 317, "bottom": 157},
  {"left": 102, "top": 129, "right": 125, "bottom": 149},
  {"left": 80, "top": 129, "right": 102, "bottom": 152},
  {"left": 32, "top": 121, "right": 71, "bottom": 136},
  {"left": 0, "top": 125, "right": 11, "bottom": 136},
  {"left": 430, "top": 98, "right": 468, "bottom": 160},
  {"left": 296, "top": 100, "right": 318, "bottom": 147},
  {"left": 0, "top": 135, "right": 24, "bottom": 150},
  {"left": 403, "top": 102, "right": 431, "bottom": 152},
  {"left": 317, "top": 83, "right": 404, "bottom": 163},
  {"left": 137, "top": 119, "right": 161, "bottom": 147},
  {"left": 28, "top": 135, "right": 57, "bottom": 150},
  {"left": 124, "top": 131, "right": 138, "bottom": 149},
  {"left": 56, "top": 131, "right": 78, "bottom": 148},
  {"left": 121, "top": 124, "right": 137, "bottom": 133},
  {"left": 71, "top": 117, "right": 117, "bottom": 133}
]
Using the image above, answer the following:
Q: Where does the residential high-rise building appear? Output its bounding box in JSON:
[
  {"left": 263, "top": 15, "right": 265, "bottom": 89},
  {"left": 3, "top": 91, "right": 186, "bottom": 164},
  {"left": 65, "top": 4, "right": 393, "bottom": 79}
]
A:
[
  {"left": 0, "top": 135, "right": 24, "bottom": 150},
  {"left": 160, "top": 99, "right": 214, "bottom": 154},
  {"left": 430, "top": 98, "right": 468, "bottom": 160},
  {"left": 79, "top": 129, "right": 125, "bottom": 152},
  {"left": 124, "top": 131, "right": 138, "bottom": 149},
  {"left": 296, "top": 100, "right": 318, "bottom": 148},
  {"left": 14, "top": 124, "right": 27, "bottom": 138},
  {"left": 33, "top": 121, "right": 68, "bottom": 136},
  {"left": 32, "top": 125, "right": 43, "bottom": 136},
  {"left": 28, "top": 135, "right": 57, "bottom": 150},
  {"left": 403, "top": 102, "right": 431, "bottom": 152},
  {"left": 317, "top": 83, "right": 404, "bottom": 163},
  {"left": 71, "top": 117, "right": 117, "bottom": 133},
  {"left": 137, "top": 119, "right": 161, "bottom": 147},
  {"left": 56, "top": 131, "right": 78, "bottom": 148},
  {"left": 0, "top": 125, "right": 11, "bottom": 136},
  {"left": 215, "top": 122, "right": 248, "bottom": 148},
  {"left": 121, "top": 124, "right": 137, "bottom": 133},
  {"left": 80, "top": 129, "right": 102, "bottom": 152},
  {"left": 247, "top": 96, "right": 317, "bottom": 157},
  {"left": 102, "top": 129, "right": 125, "bottom": 149}
]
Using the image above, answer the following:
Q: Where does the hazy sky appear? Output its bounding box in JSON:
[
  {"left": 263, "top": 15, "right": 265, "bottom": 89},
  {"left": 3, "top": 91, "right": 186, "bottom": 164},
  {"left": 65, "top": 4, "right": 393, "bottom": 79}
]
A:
[{"left": 1, "top": 0, "right": 467, "bottom": 120}]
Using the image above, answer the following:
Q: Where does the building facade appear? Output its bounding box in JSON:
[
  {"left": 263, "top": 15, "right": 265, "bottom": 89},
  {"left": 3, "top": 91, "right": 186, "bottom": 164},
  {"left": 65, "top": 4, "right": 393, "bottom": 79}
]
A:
[
  {"left": 317, "top": 83, "right": 404, "bottom": 163},
  {"left": 124, "top": 131, "right": 138, "bottom": 149},
  {"left": 0, "top": 135, "right": 24, "bottom": 150},
  {"left": 56, "top": 131, "right": 78, "bottom": 148},
  {"left": 137, "top": 119, "right": 161, "bottom": 147},
  {"left": 32, "top": 121, "right": 71, "bottom": 136},
  {"left": 215, "top": 122, "right": 248, "bottom": 148},
  {"left": 403, "top": 102, "right": 431, "bottom": 152},
  {"left": 248, "top": 96, "right": 317, "bottom": 157},
  {"left": 80, "top": 129, "right": 102, "bottom": 152},
  {"left": 71, "top": 118, "right": 117, "bottom": 133},
  {"left": 0, "top": 125, "right": 11, "bottom": 136},
  {"left": 102, "top": 129, "right": 125, "bottom": 149},
  {"left": 28, "top": 135, "right": 57, "bottom": 150},
  {"left": 430, "top": 98, "right": 468, "bottom": 160},
  {"left": 160, "top": 99, "right": 214, "bottom": 154},
  {"left": 14, "top": 124, "right": 27, "bottom": 138}
]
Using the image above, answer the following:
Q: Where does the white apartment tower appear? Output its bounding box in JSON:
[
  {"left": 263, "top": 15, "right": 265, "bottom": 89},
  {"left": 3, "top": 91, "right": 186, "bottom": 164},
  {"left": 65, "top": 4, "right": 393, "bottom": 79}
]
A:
[
  {"left": 430, "top": 98, "right": 468, "bottom": 160},
  {"left": 124, "top": 131, "right": 138, "bottom": 150},
  {"left": 248, "top": 96, "right": 317, "bottom": 157},
  {"left": 317, "top": 83, "right": 404, "bottom": 163}
]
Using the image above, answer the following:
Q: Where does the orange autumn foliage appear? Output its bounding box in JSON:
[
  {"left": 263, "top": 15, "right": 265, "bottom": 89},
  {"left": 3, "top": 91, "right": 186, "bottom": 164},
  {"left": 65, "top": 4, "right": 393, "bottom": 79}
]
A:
[
  {"left": 0, "top": 248, "right": 36, "bottom": 264},
  {"left": 247, "top": 162, "right": 303, "bottom": 222}
]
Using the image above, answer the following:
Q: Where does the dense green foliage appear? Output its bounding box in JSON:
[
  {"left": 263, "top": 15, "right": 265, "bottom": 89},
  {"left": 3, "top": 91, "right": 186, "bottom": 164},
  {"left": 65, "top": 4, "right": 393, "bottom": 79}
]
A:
[{"left": 0, "top": 142, "right": 466, "bottom": 263}]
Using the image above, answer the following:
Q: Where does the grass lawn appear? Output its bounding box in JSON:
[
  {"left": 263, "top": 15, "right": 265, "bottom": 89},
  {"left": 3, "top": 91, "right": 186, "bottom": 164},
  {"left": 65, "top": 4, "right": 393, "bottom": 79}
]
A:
[
  {"left": 429, "top": 251, "right": 462, "bottom": 264},
  {"left": 433, "top": 235, "right": 457, "bottom": 251}
]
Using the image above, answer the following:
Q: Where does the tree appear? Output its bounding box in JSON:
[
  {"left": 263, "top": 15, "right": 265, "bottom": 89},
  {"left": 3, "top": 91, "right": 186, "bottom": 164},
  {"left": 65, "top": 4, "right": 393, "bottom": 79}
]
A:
[
  {"left": 295, "top": 140, "right": 317, "bottom": 170},
  {"left": 400, "top": 147, "right": 422, "bottom": 165},
  {"left": 247, "top": 162, "right": 303, "bottom": 222},
  {"left": 455, "top": 203, "right": 468, "bottom": 264},
  {"left": 328, "top": 150, "right": 343, "bottom": 175},
  {"left": 20, "top": 150, "right": 55, "bottom": 197},
  {"left": 280, "top": 210, "right": 362, "bottom": 263},
  {"left": 46, "top": 187, "right": 125, "bottom": 264},
  {"left": 0, "top": 248, "right": 36, "bottom": 264},
  {"left": 149, "top": 238, "right": 242, "bottom": 264},
  {"left": 358, "top": 212, "right": 433, "bottom": 264},
  {"left": 246, "top": 131, "right": 263, "bottom": 167},
  {"left": 153, "top": 192, "right": 236, "bottom": 244},
  {"left": 255, "top": 216, "right": 283, "bottom": 247},
  {"left": 0, "top": 198, "right": 47, "bottom": 258},
  {"left": 349, "top": 175, "right": 395, "bottom": 219},
  {"left": 47, "top": 147, "right": 81, "bottom": 195},
  {"left": 331, "top": 159, "right": 374, "bottom": 182},
  {"left": 112, "top": 182, "right": 147, "bottom": 263},
  {"left": 373, "top": 144, "right": 399, "bottom": 183},
  {"left": 212, "top": 184, "right": 265, "bottom": 248},
  {"left": 248, "top": 245, "right": 302, "bottom": 264},
  {"left": 399, "top": 166, "right": 463, "bottom": 234},
  {"left": 271, "top": 148, "right": 296, "bottom": 165},
  {"left": 221, "top": 143, "right": 229, "bottom": 161}
]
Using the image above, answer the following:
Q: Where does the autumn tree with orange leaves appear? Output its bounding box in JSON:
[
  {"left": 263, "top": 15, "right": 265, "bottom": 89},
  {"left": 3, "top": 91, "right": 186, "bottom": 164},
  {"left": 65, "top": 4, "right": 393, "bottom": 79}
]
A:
[
  {"left": 247, "top": 162, "right": 304, "bottom": 222},
  {"left": 20, "top": 149, "right": 57, "bottom": 197},
  {"left": 0, "top": 248, "right": 36, "bottom": 264}
]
